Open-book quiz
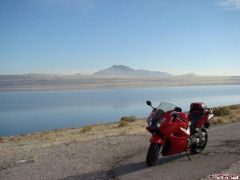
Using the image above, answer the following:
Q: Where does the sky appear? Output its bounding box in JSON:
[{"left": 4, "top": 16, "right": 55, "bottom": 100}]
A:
[{"left": 0, "top": 0, "right": 240, "bottom": 76}]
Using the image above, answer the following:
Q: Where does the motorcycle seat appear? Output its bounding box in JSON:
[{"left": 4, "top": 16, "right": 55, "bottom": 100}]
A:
[{"left": 188, "top": 111, "right": 204, "bottom": 129}]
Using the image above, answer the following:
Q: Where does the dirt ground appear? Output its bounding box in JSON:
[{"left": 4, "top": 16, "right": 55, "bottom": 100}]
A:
[{"left": 0, "top": 120, "right": 149, "bottom": 180}]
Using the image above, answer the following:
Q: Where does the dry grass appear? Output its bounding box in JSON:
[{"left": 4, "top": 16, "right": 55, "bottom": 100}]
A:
[
  {"left": 228, "top": 104, "right": 240, "bottom": 110},
  {"left": 80, "top": 125, "right": 93, "bottom": 133},
  {"left": 1, "top": 118, "right": 147, "bottom": 144},
  {"left": 118, "top": 120, "right": 129, "bottom": 127},
  {"left": 212, "top": 104, "right": 240, "bottom": 125},
  {"left": 214, "top": 107, "right": 231, "bottom": 116}
]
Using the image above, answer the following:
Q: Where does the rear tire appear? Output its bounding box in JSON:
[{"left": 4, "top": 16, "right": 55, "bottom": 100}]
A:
[
  {"left": 191, "top": 129, "right": 208, "bottom": 154},
  {"left": 146, "top": 143, "right": 161, "bottom": 166}
]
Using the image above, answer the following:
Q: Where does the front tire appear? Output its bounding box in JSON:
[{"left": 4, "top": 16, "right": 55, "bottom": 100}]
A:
[{"left": 146, "top": 143, "right": 161, "bottom": 166}]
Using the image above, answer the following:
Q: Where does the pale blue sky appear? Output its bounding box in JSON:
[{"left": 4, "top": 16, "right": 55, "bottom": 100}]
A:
[{"left": 0, "top": 0, "right": 240, "bottom": 75}]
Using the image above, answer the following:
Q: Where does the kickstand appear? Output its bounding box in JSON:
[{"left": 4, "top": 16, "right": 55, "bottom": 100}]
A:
[{"left": 186, "top": 150, "right": 191, "bottom": 161}]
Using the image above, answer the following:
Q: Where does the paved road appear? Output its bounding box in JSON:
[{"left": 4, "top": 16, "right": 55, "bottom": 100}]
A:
[{"left": 113, "top": 122, "right": 240, "bottom": 180}]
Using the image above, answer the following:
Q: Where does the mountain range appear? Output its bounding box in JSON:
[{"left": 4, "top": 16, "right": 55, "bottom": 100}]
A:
[
  {"left": 2, "top": 65, "right": 240, "bottom": 91},
  {"left": 93, "top": 65, "right": 173, "bottom": 78}
]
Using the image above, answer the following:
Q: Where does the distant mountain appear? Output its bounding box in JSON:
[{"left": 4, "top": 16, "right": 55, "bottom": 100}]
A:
[
  {"left": 92, "top": 65, "right": 172, "bottom": 78},
  {"left": 177, "top": 73, "right": 197, "bottom": 77}
]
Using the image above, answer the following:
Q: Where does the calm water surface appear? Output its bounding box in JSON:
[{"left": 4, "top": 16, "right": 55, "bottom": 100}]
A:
[{"left": 1, "top": 85, "right": 240, "bottom": 136}]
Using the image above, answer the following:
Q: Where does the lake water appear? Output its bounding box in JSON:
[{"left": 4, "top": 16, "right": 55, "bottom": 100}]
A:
[{"left": 1, "top": 85, "right": 240, "bottom": 136}]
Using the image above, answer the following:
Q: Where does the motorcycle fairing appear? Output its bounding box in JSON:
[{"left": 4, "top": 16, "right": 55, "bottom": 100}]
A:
[{"left": 160, "top": 120, "right": 189, "bottom": 156}]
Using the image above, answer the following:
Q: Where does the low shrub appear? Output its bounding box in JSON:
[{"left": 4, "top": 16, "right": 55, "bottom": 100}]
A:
[
  {"left": 120, "top": 116, "right": 136, "bottom": 122},
  {"left": 118, "top": 120, "right": 128, "bottom": 127},
  {"left": 229, "top": 114, "right": 235, "bottom": 119},
  {"left": 81, "top": 125, "right": 93, "bottom": 133},
  {"left": 214, "top": 107, "right": 231, "bottom": 117},
  {"left": 228, "top": 104, "right": 240, "bottom": 110}
]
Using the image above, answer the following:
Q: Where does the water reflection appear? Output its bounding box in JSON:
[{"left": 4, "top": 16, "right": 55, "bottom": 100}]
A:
[{"left": 0, "top": 85, "right": 240, "bottom": 136}]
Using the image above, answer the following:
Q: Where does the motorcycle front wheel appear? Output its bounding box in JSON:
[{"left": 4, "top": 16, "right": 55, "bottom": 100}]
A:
[{"left": 146, "top": 143, "right": 161, "bottom": 166}]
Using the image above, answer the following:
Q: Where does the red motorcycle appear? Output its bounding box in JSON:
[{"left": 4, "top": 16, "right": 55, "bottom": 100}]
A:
[{"left": 145, "top": 101, "right": 214, "bottom": 166}]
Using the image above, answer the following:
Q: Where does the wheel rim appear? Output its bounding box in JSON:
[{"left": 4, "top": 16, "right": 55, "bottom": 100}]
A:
[{"left": 196, "top": 132, "right": 207, "bottom": 152}]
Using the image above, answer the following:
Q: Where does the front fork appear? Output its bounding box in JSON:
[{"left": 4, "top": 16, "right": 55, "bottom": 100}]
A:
[
  {"left": 146, "top": 126, "right": 164, "bottom": 145},
  {"left": 150, "top": 135, "right": 164, "bottom": 144}
]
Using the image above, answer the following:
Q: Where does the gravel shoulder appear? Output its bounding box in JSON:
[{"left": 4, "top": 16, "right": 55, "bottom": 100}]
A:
[
  {"left": 0, "top": 119, "right": 148, "bottom": 180},
  {"left": 0, "top": 133, "right": 150, "bottom": 180}
]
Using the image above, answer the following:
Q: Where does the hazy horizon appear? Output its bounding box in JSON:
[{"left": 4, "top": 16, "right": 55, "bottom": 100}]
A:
[
  {"left": 1, "top": 0, "right": 240, "bottom": 76},
  {"left": 0, "top": 64, "right": 240, "bottom": 77}
]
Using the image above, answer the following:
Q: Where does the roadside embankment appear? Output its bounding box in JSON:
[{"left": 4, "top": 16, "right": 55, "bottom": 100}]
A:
[{"left": 0, "top": 104, "right": 240, "bottom": 180}]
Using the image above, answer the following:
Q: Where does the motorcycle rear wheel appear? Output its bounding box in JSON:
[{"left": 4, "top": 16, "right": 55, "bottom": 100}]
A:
[
  {"left": 191, "top": 129, "right": 208, "bottom": 154},
  {"left": 146, "top": 143, "right": 161, "bottom": 166}
]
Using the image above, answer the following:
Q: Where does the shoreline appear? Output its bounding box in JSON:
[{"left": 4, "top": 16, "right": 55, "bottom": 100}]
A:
[
  {"left": 0, "top": 76, "right": 240, "bottom": 92},
  {"left": 1, "top": 104, "right": 240, "bottom": 140},
  {"left": 0, "top": 83, "right": 240, "bottom": 93}
]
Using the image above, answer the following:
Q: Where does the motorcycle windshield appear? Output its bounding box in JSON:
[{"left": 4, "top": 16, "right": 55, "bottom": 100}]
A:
[{"left": 157, "top": 102, "right": 177, "bottom": 113}]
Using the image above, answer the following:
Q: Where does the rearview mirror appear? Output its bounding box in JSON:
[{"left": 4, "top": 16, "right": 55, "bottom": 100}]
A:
[
  {"left": 174, "top": 107, "right": 182, "bottom": 112},
  {"left": 146, "top": 101, "right": 152, "bottom": 106}
]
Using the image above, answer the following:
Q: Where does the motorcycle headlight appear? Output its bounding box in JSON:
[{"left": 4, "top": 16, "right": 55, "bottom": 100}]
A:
[
  {"left": 162, "top": 118, "right": 166, "bottom": 123},
  {"left": 148, "top": 117, "right": 153, "bottom": 126},
  {"left": 157, "top": 118, "right": 166, "bottom": 127}
]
